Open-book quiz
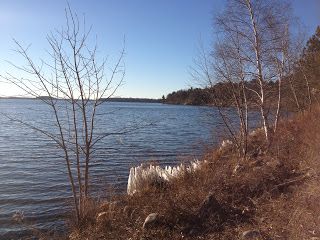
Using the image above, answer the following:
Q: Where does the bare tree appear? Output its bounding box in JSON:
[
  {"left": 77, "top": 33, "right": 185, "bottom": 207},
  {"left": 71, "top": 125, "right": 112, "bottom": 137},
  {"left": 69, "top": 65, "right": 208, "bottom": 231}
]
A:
[
  {"left": 191, "top": 39, "right": 249, "bottom": 157},
  {"left": 191, "top": 0, "right": 298, "bottom": 152},
  {"left": 213, "top": 36, "right": 249, "bottom": 156},
  {"left": 214, "top": 0, "right": 295, "bottom": 144},
  {"left": 1, "top": 6, "right": 125, "bottom": 223}
]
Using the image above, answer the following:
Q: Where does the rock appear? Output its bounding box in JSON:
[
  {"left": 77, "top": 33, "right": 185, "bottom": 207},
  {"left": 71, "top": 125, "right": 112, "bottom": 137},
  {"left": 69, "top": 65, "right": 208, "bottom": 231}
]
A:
[
  {"left": 96, "top": 211, "right": 108, "bottom": 223},
  {"left": 142, "top": 213, "right": 159, "bottom": 229},
  {"left": 242, "top": 230, "right": 261, "bottom": 239}
]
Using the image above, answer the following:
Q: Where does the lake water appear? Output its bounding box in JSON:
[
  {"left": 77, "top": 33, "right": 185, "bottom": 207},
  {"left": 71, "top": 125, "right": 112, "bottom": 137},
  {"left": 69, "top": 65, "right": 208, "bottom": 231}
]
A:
[{"left": 0, "top": 99, "right": 235, "bottom": 238}]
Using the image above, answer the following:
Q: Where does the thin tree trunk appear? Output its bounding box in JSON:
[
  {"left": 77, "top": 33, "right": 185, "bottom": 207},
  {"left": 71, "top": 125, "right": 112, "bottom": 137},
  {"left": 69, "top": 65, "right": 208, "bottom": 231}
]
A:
[
  {"left": 288, "top": 76, "right": 301, "bottom": 112},
  {"left": 246, "top": 0, "right": 270, "bottom": 143},
  {"left": 274, "top": 51, "right": 285, "bottom": 133},
  {"left": 274, "top": 74, "right": 282, "bottom": 133},
  {"left": 241, "top": 81, "right": 249, "bottom": 156},
  {"left": 300, "top": 64, "right": 312, "bottom": 111}
]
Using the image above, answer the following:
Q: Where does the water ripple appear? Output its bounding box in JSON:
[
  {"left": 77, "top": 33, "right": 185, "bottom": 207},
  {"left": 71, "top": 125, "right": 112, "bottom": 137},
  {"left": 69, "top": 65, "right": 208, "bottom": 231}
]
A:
[{"left": 0, "top": 100, "right": 227, "bottom": 237}]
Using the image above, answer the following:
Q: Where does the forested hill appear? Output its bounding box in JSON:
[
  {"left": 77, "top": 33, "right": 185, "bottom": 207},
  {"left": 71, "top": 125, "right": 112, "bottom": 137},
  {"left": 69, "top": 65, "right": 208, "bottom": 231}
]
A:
[{"left": 163, "top": 79, "right": 309, "bottom": 110}]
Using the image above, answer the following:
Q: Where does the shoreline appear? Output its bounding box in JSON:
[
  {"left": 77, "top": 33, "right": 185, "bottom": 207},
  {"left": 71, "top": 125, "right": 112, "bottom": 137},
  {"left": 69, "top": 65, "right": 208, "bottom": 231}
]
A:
[{"left": 66, "top": 107, "right": 320, "bottom": 239}]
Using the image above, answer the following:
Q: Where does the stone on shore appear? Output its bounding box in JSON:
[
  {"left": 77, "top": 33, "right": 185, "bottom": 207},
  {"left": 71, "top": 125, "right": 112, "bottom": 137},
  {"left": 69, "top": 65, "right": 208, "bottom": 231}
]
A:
[
  {"left": 242, "top": 230, "right": 261, "bottom": 239},
  {"left": 142, "top": 213, "right": 159, "bottom": 229},
  {"left": 96, "top": 211, "right": 108, "bottom": 223}
]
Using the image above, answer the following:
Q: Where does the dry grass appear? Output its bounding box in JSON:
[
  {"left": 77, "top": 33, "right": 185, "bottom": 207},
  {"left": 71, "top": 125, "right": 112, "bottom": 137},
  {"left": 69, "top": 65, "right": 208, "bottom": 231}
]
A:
[{"left": 65, "top": 107, "right": 320, "bottom": 240}]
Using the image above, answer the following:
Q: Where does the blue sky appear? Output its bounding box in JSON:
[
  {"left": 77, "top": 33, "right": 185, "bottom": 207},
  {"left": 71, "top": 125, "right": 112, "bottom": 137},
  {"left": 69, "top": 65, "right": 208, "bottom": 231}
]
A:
[{"left": 0, "top": 0, "right": 319, "bottom": 98}]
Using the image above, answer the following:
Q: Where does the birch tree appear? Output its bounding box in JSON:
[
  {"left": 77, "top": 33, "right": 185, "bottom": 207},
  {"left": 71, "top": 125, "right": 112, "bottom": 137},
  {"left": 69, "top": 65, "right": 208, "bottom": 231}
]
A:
[{"left": 215, "top": 0, "right": 294, "bottom": 143}]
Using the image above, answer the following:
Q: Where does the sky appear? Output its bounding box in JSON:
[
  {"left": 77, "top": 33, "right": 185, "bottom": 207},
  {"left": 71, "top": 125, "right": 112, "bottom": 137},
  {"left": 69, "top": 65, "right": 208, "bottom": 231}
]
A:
[{"left": 0, "top": 0, "right": 319, "bottom": 98}]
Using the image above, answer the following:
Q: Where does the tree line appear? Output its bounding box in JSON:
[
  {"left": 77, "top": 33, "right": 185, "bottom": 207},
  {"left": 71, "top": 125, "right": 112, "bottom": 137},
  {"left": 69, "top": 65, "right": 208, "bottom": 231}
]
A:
[{"left": 165, "top": 26, "right": 320, "bottom": 111}]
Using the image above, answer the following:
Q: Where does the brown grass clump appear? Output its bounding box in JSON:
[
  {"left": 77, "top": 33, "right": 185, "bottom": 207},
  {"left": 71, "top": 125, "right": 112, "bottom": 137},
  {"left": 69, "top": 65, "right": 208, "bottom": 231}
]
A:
[{"left": 67, "top": 107, "right": 320, "bottom": 240}]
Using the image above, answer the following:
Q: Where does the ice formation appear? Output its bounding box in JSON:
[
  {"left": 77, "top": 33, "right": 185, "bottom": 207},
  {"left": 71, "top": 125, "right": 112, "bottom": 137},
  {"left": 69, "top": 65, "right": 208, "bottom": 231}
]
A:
[{"left": 127, "top": 160, "right": 203, "bottom": 195}]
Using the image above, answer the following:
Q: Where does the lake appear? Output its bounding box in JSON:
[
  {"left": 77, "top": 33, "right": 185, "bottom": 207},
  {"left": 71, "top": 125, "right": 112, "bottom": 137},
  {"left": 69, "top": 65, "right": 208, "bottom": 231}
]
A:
[{"left": 0, "top": 99, "right": 235, "bottom": 238}]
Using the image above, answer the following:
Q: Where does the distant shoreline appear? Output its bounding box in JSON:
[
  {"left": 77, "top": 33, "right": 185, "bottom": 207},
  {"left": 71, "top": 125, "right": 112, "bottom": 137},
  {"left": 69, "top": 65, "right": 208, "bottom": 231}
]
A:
[
  {"left": 102, "top": 97, "right": 162, "bottom": 103},
  {"left": 0, "top": 97, "right": 163, "bottom": 104}
]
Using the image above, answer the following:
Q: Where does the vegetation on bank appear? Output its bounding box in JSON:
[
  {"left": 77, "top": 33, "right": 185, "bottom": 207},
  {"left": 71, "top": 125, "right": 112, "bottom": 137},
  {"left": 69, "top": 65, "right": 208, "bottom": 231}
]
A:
[{"left": 65, "top": 106, "right": 320, "bottom": 240}]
